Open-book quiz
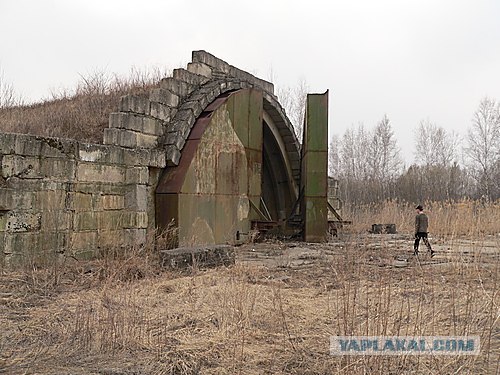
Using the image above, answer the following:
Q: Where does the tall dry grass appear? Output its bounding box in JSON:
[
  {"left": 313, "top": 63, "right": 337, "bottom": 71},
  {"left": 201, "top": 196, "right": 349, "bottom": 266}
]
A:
[
  {"left": 0, "top": 203, "right": 498, "bottom": 374},
  {"left": 344, "top": 199, "right": 500, "bottom": 236},
  {"left": 1, "top": 236, "right": 498, "bottom": 373},
  {"left": 0, "top": 66, "right": 169, "bottom": 142}
]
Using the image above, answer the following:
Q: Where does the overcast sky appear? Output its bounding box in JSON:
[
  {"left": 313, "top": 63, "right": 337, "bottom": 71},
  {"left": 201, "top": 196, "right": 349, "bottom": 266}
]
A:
[{"left": 1, "top": 0, "right": 499, "bottom": 163}]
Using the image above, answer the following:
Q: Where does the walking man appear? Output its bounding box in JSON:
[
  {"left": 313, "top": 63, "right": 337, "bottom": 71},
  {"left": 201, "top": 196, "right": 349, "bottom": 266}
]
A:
[{"left": 414, "top": 205, "right": 435, "bottom": 257}]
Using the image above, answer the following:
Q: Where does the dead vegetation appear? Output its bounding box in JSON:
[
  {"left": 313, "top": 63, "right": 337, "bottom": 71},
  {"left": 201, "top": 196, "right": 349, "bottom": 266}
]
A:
[
  {"left": 1, "top": 203, "right": 499, "bottom": 374},
  {"left": 0, "top": 66, "right": 169, "bottom": 142},
  {"left": 344, "top": 199, "right": 500, "bottom": 236}
]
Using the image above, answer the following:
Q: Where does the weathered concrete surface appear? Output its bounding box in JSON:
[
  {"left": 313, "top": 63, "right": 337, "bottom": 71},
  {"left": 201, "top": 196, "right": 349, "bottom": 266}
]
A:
[
  {"left": 156, "top": 90, "right": 260, "bottom": 246},
  {"left": 301, "top": 92, "right": 329, "bottom": 242},
  {"left": 0, "top": 133, "right": 164, "bottom": 267},
  {"left": 160, "top": 245, "right": 235, "bottom": 270}
]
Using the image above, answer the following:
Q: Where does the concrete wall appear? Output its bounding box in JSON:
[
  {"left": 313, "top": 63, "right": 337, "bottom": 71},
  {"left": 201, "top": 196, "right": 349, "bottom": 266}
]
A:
[{"left": 0, "top": 133, "right": 165, "bottom": 267}]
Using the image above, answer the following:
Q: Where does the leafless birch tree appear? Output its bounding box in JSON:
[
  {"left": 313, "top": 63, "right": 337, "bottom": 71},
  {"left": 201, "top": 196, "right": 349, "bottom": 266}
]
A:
[{"left": 465, "top": 97, "right": 500, "bottom": 200}]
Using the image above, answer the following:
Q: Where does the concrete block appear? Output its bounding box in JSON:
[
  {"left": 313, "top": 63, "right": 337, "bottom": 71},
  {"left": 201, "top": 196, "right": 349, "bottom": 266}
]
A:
[
  {"left": 77, "top": 210, "right": 134, "bottom": 231},
  {"left": 109, "top": 112, "right": 136, "bottom": 132},
  {"left": 3, "top": 178, "right": 41, "bottom": 192},
  {"left": 98, "top": 230, "right": 125, "bottom": 248},
  {"left": 76, "top": 163, "right": 126, "bottom": 183},
  {"left": 99, "top": 211, "right": 127, "bottom": 231},
  {"left": 150, "top": 88, "right": 180, "bottom": 107},
  {"left": 172, "top": 68, "right": 209, "bottom": 86},
  {"left": 72, "top": 182, "right": 127, "bottom": 195},
  {"left": 109, "top": 113, "right": 164, "bottom": 136},
  {"left": 165, "top": 146, "right": 181, "bottom": 166},
  {"left": 4, "top": 232, "right": 40, "bottom": 254},
  {"left": 125, "top": 185, "right": 147, "bottom": 211},
  {"left": 39, "top": 231, "right": 67, "bottom": 253},
  {"left": 6, "top": 212, "right": 42, "bottom": 232},
  {"left": 192, "top": 50, "right": 231, "bottom": 74},
  {"left": 223, "top": 81, "right": 243, "bottom": 92},
  {"left": 160, "top": 77, "right": 194, "bottom": 97},
  {"left": 73, "top": 212, "right": 99, "bottom": 231},
  {"left": 0, "top": 188, "right": 14, "bottom": 210},
  {"left": 173, "top": 109, "right": 196, "bottom": 131},
  {"left": 101, "top": 195, "right": 125, "bottom": 210},
  {"left": 40, "top": 158, "right": 76, "bottom": 180},
  {"left": 230, "top": 66, "right": 274, "bottom": 94},
  {"left": 122, "top": 148, "right": 150, "bottom": 166},
  {"left": 14, "top": 135, "right": 42, "bottom": 156},
  {"left": 125, "top": 167, "right": 149, "bottom": 184},
  {"left": 38, "top": 137, "right": 78, "bottom": 158},
  {"left": 70, "top": 231, "right": 97, "bottom": 251},
  {"left": 121, "top": 148, "right": 165, "bottom": 168},
  {"left": 160, "top": 245, "right": 235, "bottom": 270},
  {"left": 104, "top": 127, "right": 158, "bottom": 149},
  {"left": 103, "top": 128, "right": 119, "bottom": 145},
  {"left": 198, "top": 83, "right": 222, "bottom": 105},
  {"left": 1, "top": 155, "right": 41, "bottom": 179},
  {"left": 135, "top": 212, "right": 148, "bottom": 229},
  {"left": 33, "top": 190, "right": 67, "bottom": 210},
  {"left": 239, "top": 81, "right": 252, "bottom": 89},
  {"left": 182, "top": 100, "right": 204, "bottom": 117},
  {"left": 170, "top": 115, "right": 193, "bottom": 135},
  {"left": 187, "top": 62, "right": 212, "bottom": 78},
  {"left": 69, "top": 192, "right": 93, "bottom": 211},
  {"left": 163, "top": 130, "right": 178, "bottom": 145},
  {"left": 12, "top": 191, "right": 35, "bottom": 210},
  {"left": 189, "top": 92, "right": 213, "bottom": 112},
  {"left": 119, "top": 94, "right": 150, "bottom": 114},
  {"left": 41, "top": 211, "right": 72, "bottom": 231},
  {"left": 142, "top": 117, "right": 164, "bottom": 136},
  {"left": 129, "top": 130, "right": 159, "bottom": 149},
  {"left": 0, "top": 212, "right": 7, "bottom": 232},
  {"left": 78, "top": 144, "right": 124, "bottom": 164},
  {"left": 0, "top": 133, "right": 16, "bottom": 154},
  {"left": 148, "top": 149, "right": 167, "bottom": 168},
  {"left": 85, "top": 211, "right": 147, "bottom": 230},
  {"left": 150, "top": 101, "right": 172, "bottom": 122}
]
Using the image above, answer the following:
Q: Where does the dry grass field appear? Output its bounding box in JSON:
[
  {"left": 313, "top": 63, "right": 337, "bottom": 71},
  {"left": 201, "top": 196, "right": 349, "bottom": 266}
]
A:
[
  {"left": 0, "top": 67, "right": 167, "bottom": 142},
  {"left": 0, "top": 201, "right": 499, "bottom": 374}
]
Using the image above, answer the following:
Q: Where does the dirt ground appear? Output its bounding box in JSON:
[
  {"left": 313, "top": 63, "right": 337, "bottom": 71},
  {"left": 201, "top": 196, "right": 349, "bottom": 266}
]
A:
[{"left": 1, "top": 233, "right": 499, "bottom": 374}]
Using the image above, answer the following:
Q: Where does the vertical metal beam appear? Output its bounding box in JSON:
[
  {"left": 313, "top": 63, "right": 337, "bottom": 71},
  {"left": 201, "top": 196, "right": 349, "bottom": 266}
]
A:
[{"left": 301, "top": 91, "right": 329, "bottom": 242}]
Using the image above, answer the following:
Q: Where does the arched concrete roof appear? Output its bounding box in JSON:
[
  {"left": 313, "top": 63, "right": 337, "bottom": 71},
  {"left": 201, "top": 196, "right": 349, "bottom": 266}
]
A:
[{"left": 104, "top": 51, "right": 301, "bottom": 187}]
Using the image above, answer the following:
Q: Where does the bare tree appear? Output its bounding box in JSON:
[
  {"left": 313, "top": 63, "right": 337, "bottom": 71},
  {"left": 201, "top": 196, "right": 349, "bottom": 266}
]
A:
[
  {"left": 364, "top": 115, "right": 403, "bottom": 200},
  {"left": 277, "top": 78, "right": 309, "bottom": 141},
  {"left": 369, "top": 115, "right": 403, "bottom": 181},
  {"left": 415, "top": 119, "right": 459, "bottom": 167},
  {"left": 408, "top": 119, "right": 464, "bottom": 200},
  {"left": 465, "top": 97, "right": 500, "bottom": 200},
  {"left": 335, "top": 123, "right": 373, "bottom": 203},
  {"left": 0, "top": 69, "right": 21, "bottom": 108},
  {"left": 339, "top": 123, "right": 370, "bottom": 181},
  {"left": 328, "top": 134, "right": 340, "bottom": 177}
]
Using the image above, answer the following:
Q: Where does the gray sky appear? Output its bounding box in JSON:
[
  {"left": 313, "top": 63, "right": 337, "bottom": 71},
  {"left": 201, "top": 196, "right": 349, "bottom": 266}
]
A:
[{"left": 1, "top": 0, "right": 500, "bottom": 163}]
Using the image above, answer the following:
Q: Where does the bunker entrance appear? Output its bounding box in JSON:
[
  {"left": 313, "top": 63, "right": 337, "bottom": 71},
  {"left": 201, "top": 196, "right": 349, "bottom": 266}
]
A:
[
  {"left": 155, "top": 89, "right": 301, "bottom": 246},
  {"left": 261, "top": 121, "right": 294, "bottom": 224}
]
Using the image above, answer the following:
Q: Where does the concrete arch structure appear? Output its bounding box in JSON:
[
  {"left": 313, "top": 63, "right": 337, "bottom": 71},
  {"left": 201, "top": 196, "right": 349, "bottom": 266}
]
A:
[
  {"left": 0, "top": 50, "right": 329, "bottom": 267},
  {"left": 116, "top": 51, "right": 304, "bottom": 246},
  {"left": 154, "top": 82, "right": 300, "bottom": 245}
]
